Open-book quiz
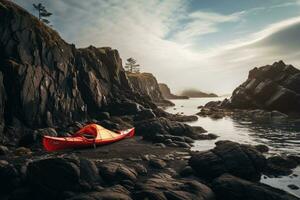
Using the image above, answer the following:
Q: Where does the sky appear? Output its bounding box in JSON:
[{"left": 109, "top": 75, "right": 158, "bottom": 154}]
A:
[{"left": 15, "top": 0, "right": 300, "bottom": 95}]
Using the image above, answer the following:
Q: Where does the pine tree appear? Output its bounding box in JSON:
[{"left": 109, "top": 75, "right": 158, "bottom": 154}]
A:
[
  {"left": 33, "top": 3, "right": 52, "bottom": 25},
  {"left": 125, "top": 58, "right": 140, "bottom": 73}
]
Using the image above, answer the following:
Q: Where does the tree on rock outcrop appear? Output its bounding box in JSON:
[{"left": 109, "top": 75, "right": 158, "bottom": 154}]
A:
[
  {"left": 125, "top": 57, "right": 140, "bottom": 73},
  {"left": 33, "top": 3, "right": 52, "bottom": 25}
]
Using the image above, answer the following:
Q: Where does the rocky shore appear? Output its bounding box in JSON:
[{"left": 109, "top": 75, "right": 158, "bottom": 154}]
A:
[
  {"left": 0, "top": 1, "right": 299, "bottom": 200},
  {"left": 159, "top": 83, "right": 189, "bottom": 100}
]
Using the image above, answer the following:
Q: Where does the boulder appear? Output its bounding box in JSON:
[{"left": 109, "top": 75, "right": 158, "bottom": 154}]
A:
[
  {"left": 149, "top": 158, "right": 167, "bottom": 169},
  {"left": 189, "top": 141, "right": 267, "bottom": 181},
  {"left": 27, "top": 156, "right": 100, "bottom": 198},
  {"left": 134, "top": 173, "right": 215, "bottom": 200},
  {"left": 97, "top": 162, "right": 137, "bottom": 184},
  {"left": 212, "top": 174, "right": 299, "bottom": 200}
]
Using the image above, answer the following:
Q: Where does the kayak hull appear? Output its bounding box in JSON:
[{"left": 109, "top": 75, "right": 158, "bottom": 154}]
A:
[{"left": 43, "top": 127, "right": 135, "bottom": 152}]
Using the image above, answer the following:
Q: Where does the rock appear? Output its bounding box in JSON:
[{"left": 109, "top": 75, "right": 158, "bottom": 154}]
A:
[
  {"left": 98, "top": 112, "right": 110, "bottom": 120},
  {"left": 14, "top": 147, "right": 32, "bottom": 156},
  {"left": 212, "top": 174, "right": 299, "bottom": 200},
  {"left": 265, "top": 156, "right": 298, "bottom": 175},
  {"left": 149, "top": 158, "right": 167, "bottom": 169},
  {"left": 127, "top": 73, "right": 174, "bottom": 106},
  {"left": 159, "top": 83, "right": 189, "bottom": 99},
  {"left": 134, "top": 108, "right": 156, "bottom": 121},
  {"left": 19, "top": 127, "right": 58, "bottom": 147},
  {"left": 132, "top": 163, "right": 147, "bottom": 175},
  {"left": 154, "top": 143, "right": 166, "bottom": 148},
  {"left": 135, "top": 117, "right": 206, "bottom": 142},
  {"left": 254, "top": 144, "right": 269, "bottom": 153},
  {"left": 134, "top": 173, "right": 215, "bottom": 200},
  {"left": 174, "top": 141, "right": 191, "bottom": 148},
  {"left": 180, "top": 89, "right": 218, "bottom": 98},
  {"left": 0, "top": 72, "right": 6, "bottom": 142},
  {"left": 189, "top": 141, "right": 267, "bottom": 181},
  {"left": 27, "top": 156, "right": 100, "bottom": 197},
  {"left": 169, "top": 115, "right": 198, "bottom": 122},
  {"left": 98, "top": 162, "right": 137, "bottom": 184},
  {"left": 0, "top": 1, "right": 161, "bottom": 144},
  {"left": 0, "top": 145, "right": 9, "bottom": 155},
  {"left": 66, "top": 185, "right": 132, "bottom": 200},
  {"left": 180, "top": 166, "right": 195, "bottom": 177},
  {"left": 288, "top": 184, "right": 299, "bottom": 190},
  {"left": 211, "top": 61, "right": 300, "bottom": 115},
  {"left": 0, "top": 160, "right": 20, "bottom": 193}
]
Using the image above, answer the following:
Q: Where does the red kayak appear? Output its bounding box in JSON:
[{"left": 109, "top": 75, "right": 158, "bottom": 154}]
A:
[{"left": 43, "top": 124, "right": 135, "bottom": 152}]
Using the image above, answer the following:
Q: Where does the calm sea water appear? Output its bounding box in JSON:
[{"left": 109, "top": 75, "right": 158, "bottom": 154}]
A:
[{"left": 165, "top": 97, "right": 300, "bottom": 197}]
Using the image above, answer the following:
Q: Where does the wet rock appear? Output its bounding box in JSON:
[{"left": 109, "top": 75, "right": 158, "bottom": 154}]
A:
[
  {"left": 254, "top": 144, "right": 269, "bottom": 153},
  {"left": 134, "top": 173, "right": 215, "bottom": 200},
  {"left": 154, "top": 143, "right": 166, "bottom": 148},
  {"left": 19, "top": 128, "right": 58, "bottom": 147},
  {"left": 265, "top": 156, "right": 298, "bottom": 175},
  {"left": 174, "top": 141, "right": 191, "bottom": 148},
  {"left": 288, "top": 184, "right": 299, "bottom": 190},
  {"left": 212, "top": 174, "right": 299, "bottom": 200},
  {"left": 98, "top": 112, "right": 110, "bottom": 120},
  {"left": 134, "top": 108, "right": 156, "bottom": 121},
  {"left": 169, "top": 115, "right": 198, "bottom": 122},
  {"left": 287, "top": 155, "right": 300, "bottom": 165},
  {"left": 189, "top": 141, "right": 267, "bottom": 181},
  {"left": 149, "top": 158, "right": 167, "bottom": 169},
  {"left": 132, "top": 163, "right": 147, "bottom": 175}
]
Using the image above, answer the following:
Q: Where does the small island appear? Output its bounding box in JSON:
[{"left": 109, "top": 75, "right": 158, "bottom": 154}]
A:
[{"left": 180, "top": 89, "right": 218, "bottom": 98}]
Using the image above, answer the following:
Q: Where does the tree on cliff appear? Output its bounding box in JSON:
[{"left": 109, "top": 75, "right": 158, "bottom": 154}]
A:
[
  {"left": 33, "top": 3, "right": 52, "bottom": 25},
  {"left": 125, "top": 58, "right": 140, "bottom": 73}
]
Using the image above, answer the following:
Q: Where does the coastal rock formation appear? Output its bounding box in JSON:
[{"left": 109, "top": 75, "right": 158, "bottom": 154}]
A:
[
  {"left": 0, "top": 1, "right": 172, "bottom": 142},
  {"left": 212, "top": 174, "right": 299, "bottom": 200},
  {"left": 159, "top": 83, "right": 189, "bottom": 99},
  {"left": 181, "top": 89, "right": 218, "bottom": 98},
  {"left": 207, "top": 61, "right": 300, "bottom": 115},
  {"left": 189, "top": 141, "right": 267, "bottom": 181},
  {"left": 127, "top": 72, "right": 174, "bottom": 106}
]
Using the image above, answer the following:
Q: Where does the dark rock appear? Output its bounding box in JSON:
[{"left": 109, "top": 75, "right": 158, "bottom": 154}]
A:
[
  {"left": 127, "top": 73, "right": 174, "bottom": 106},
  {"left": 265, "top": 156, "right": 298, "bottom": 175},
  {"left": 288, "top": 184, "right": 299, "bottom": 190},
  {"left": 159, "top": 83, "right": 189, "bottom": 99},
  {"left": 180, "top": 166, "right": 195, "bottom": 177},
  {"left": 174, "top": 141, "right": 191, "bottom": 148},
  {"left": 189, "top": 141, "right": 267, "bottom": 181},
  {"left": 134, "top": 108, "right": 156, "bottom": 121},
  {"left": 134, "top": 173, "right": 215, "bottom": 200},
  {"left": 66, "top": 185, "right": 132, "bottom": 200},
  {"left": 287, "top": 155, "right": 300, "bottom": 165},
  {"left": 98, "top": 112, "right": 110, "bottom": 120},
  {"left": 19, "top": 127, "right": 58, "bottom": 147},
  {"left": 135, "top": 117, "right": 207, "bottom": 142},
  {"left": 254, "top": 144, "right": 269, "bottom": 153},
  {"left": 169, "top": 114, "right": 198, "bottom": 122},
  {"left": 149, "top": 158, "right": 167, "bottom": 169},
  {"left": 132, "top": 163, "right": 147, "bottom": 175},
  {"left": 212, "top": 174, "right": 299, "bottom": 200},
  {"left": 212, "top": 61, "right": 300, "bottom": 115},
  {"left": 14, "top": 147, "right": 32, "bottom": 156},
  {"left": 0, "top": 160, "right": 20, "bottom": 194},
  {"left": 98, "top": 162, "right": 137, "bottom": 184},
  {"left": 0, "top": 72, "right": 6, "bottom": 142},
  {"left": 180, "top": 89, "right": 218, "bottom": 98},
  {"left": 0, "top": 145, "right": 9, "bottom": 155}
]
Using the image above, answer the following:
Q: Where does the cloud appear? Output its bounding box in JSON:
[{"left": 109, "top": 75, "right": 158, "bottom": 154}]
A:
[{"left": 171, "top": 11, "right": 244, "bottom": 44}]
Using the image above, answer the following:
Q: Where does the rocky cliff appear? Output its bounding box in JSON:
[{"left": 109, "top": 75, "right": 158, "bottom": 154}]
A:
[
  {"left": 0, "top": 1, "right": 156, "bottom": 141},
  {"left": 159, "top": 83, "right": 189, "bottom": 99},
  {"left": 205, "top": 61, "right": 300, "bottom": 115},
  {"left": 181, "top": 89, "right": 218, "bottom": 98},
  {"left": 127, "top": 72, "right": 174, "bottom": 106}
]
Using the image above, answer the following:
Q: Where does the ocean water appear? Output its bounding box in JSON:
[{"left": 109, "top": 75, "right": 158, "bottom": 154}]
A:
[{"left": 164, "top": 97, "right": 300, "bottom": 197}]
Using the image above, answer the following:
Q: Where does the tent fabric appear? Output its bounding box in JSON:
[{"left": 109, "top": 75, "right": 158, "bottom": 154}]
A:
[{"left": 73, "top": 124, "right": 120, "bottom": 140}]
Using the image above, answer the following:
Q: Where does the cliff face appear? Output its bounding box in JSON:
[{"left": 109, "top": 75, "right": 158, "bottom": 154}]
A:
[
  {"left": 0, "top": 1, "right": 140, "bottom": 136},
  {"left": 213, "top": 61, "right": 300, "bottom": 115},
  {"left": 127, "top": 73, "right": 174, "bottom": 106},
  {"left": 159, "top": 83, "right": 189, "bottom": 99},
  {"left": 181, "top": 89, "right": 218, "bottom": 98}
]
